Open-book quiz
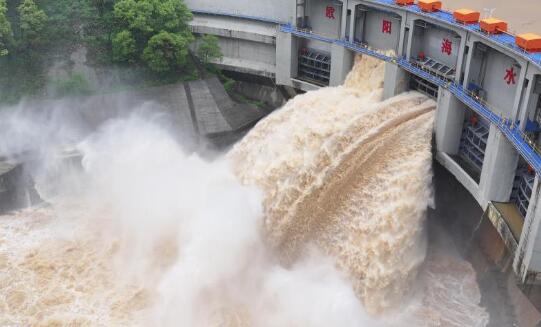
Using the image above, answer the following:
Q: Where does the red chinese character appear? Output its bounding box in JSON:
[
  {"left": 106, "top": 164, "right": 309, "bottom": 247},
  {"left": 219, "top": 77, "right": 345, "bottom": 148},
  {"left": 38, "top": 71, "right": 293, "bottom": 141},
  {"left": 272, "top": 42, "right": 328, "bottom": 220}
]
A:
[
  {"left": 325, "top": 6, "right": 335, "bottom": 19},
  {"left": 441, "top": 38, "right": 452, "bottom": 55},
  {"left": 382, "top": 20, "right": 392, "bottom": 34},
  {"left": 504, "top": 67, "right": 516, "bottom": 85}
]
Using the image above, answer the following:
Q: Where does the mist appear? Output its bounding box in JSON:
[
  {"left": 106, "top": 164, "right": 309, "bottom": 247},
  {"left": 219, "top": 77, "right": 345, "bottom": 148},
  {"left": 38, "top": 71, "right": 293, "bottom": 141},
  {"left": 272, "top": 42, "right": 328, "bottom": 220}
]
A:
[{"left": 0, "top": 55, "right": 488, "bottom": 326}]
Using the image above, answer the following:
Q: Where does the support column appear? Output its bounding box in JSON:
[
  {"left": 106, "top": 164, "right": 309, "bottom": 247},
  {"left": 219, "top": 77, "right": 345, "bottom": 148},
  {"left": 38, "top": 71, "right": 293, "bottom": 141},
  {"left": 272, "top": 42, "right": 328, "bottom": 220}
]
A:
[
  {"left": 340, "top": 1, "right": 348, "bottom": 39},
  {"left": 462, "top": 40, "right": 475, "bottom": 89},
  {"left": 382, "top": 63, "right": 409, "bottom": 100},
  {"left": 515, "top": 176, "right": 540, "bottom": 280},
  {"left": 275, "top": 32, "right": 298, "bottom": 87},
  {"left": 479, "top": 126, "right": 519, "bottom": 207},
  {"left": 518, "top": 72, "right": 536, "bottom": 131},
  {"left": 329, "top": 44, "right": 354, "bottom": 86},
  {"left": 348, "top": 5, "right": 356, "bottom": 43},
  {"left": 512, "top": 61, "right": 529, "bottom": 122},
  {"left": 397, "top": 14, "right": 407, "bottom": 56},
  {"left": 435, "top": 88, "right": 465, "bottom": 154},
  {"left": 405, "top": 19, "right": 415, "bottom": 61},
  {"left": 454, "top": 32, "right": 467, "bottom": 84}
]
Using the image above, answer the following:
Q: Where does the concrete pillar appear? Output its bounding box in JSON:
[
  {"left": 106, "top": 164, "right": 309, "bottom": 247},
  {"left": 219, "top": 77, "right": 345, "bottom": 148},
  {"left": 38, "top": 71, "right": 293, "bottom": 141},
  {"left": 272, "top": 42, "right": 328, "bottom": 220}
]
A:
[
  {"left": 479, "top": 126, "right": 519, "bottom": 207},
  {"left": 382, "top": 63, "right": 409, "bottom": 100},
  {"left": 435, "top": 88, "right": 465, "bottom": 154},
  {"left": 518, "top": 72, "right": 536, "bottom": 131},
  {"left": 340, "top": 1, "right": 348, "bottom": 39},
  {"left": 512, "top": 61, "right": 529, "bottom": 122},
  {"left": 454, "top": 32, "right": 467, "bottom": 84},
  {"left": 405, "top": 22, "right": 415, "bottom": 61},
  {"left": 397, "top": 14, "right": 407, "bottom": 57},
  {"left": 515, "top": 176, "right": 540, "bottom": 280},
  {"left": 348, "top": 5, "right": 356, "bottom": 43},
  {"left": 462, "top": 40, "right": 475, "bottom": 89},
  {"left": 275, "top": 32, "right": 298, "bottom": 87},
  {"left": 329, "top": 44, "right": 354, "bottom": 86}
]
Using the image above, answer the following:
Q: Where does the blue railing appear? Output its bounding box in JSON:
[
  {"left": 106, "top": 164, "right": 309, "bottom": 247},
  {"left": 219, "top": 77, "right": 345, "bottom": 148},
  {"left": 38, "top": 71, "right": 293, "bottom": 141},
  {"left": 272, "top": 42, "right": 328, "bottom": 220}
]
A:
[
  {"left": 283, "top": 24, "right": 541, "bottom": 175},
  {"left": 190, "top": 10, "right": 541, "bottom": 176},
  {"left": 370, "top": 0, "right": 541, "bottom": 69}
]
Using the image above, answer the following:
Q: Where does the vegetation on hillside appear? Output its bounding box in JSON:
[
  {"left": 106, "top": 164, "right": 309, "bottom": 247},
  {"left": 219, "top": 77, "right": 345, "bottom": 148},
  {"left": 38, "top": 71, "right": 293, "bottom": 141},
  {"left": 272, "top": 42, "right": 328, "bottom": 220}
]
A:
[{"left": 0, "top": 0, "right": 223, "bottom": 104}]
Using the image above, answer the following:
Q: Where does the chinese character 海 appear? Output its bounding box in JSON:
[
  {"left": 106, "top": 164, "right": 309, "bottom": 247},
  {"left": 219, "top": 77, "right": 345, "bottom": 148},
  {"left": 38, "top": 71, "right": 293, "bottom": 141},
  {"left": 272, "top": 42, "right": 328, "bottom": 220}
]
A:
[
  {"left": 441, "top": 38, "right": 452, "bottom": 55},
  {"left": 382, "top": 20, "right": 392, "bottom": 34}
]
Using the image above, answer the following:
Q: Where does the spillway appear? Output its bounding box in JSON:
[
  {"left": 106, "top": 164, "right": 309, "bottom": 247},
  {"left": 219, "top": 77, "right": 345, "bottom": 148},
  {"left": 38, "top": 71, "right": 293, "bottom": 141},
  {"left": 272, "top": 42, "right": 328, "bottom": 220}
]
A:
[{"left": 0, "top": 55, "right": 489, "bottom": 326}]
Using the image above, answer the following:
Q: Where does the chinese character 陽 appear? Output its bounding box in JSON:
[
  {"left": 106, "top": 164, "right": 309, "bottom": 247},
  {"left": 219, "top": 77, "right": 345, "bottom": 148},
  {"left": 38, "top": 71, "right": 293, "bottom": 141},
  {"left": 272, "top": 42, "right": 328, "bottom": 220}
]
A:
[
  {"left": 325, "top": 6, "right": 335, "bottom": 19},
  {"left": 382, "top": 20, "right": 392, "bottom": 34},
  {"left": 441, "top": 38, "right": 452, "bottom": 55},
  {"left": 504, "top": 67, "right": 517, "bottom": 85}
]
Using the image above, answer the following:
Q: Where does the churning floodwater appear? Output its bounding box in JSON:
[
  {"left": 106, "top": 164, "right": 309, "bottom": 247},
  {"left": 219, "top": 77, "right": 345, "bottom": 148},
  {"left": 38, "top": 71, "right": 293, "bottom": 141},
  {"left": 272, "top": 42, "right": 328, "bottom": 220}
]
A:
[{"left": 0, "top": 55, "right": 488, "bottom": 326}]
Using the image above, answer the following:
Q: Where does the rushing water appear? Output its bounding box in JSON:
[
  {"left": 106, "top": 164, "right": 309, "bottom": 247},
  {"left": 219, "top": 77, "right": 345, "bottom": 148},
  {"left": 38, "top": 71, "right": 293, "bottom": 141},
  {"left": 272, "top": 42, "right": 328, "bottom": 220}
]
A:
[{"left": 0, "top": 55, "right": 489, "bottom": 326}]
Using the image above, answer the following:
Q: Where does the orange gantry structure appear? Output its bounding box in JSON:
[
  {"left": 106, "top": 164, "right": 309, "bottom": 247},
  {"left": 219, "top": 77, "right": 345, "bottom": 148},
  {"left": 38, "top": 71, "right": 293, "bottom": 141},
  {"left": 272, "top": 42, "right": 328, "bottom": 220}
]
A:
[
  {"left": 516, "top": 33, "right": 541, "bottom": 52},
  {"left": 395, "top": 0, "right": 414, "bottom": 6},
  {"left": 390, "top": 0, "right": 541, "bottom": 53},
  {"left": 418, "top": 0, "right": 441, "bottom": 12},
  {"left": 453, "top": 9, "right": 480, "bottom": 24},
  {"left": 479, "top": 18, "right": 508, "bottom": 34}
]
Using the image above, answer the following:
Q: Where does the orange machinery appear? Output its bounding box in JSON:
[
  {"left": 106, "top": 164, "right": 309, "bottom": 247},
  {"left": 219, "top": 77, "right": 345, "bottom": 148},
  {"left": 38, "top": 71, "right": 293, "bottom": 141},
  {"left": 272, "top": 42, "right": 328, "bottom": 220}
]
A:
[
  {"left": 479, "top": 18, "right": 508, "bottom": 34},
  {"left": 418, "top": 0, "right": 441, "bottom": 12},
  {"left": 516, "top": 33, "right": 541, "bottom": 52},
  {"left": 453, "top": 9, "right": 480, "bottom": 24},
  {"left": 395, "top": 0, "right": 414, "bottom": 5}
]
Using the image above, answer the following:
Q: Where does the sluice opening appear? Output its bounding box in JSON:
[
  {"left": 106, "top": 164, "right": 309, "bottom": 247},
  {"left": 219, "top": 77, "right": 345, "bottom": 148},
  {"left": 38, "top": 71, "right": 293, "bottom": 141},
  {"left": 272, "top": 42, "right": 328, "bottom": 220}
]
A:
[
  {"left": 456, "top": 110, "right": 488, "bottom": 182},
  {"left": 298, "top": 47, "right": 331, "bottom": 86},
  {"left": 409, "top": 74, "right": 438, "bottom": 98}
]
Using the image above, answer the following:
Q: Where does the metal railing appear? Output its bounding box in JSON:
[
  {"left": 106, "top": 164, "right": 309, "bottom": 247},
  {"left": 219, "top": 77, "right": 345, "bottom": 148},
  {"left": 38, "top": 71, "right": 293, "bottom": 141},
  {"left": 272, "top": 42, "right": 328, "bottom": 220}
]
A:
[
  {"left": 281, "top": 24, "right": 541, "bottom": 175},
  {"left": 367, "top": 0, "right": 541, "bottom": 67},
  {"left": 188, "top": 9, "right": 541, "bottom": 176}
]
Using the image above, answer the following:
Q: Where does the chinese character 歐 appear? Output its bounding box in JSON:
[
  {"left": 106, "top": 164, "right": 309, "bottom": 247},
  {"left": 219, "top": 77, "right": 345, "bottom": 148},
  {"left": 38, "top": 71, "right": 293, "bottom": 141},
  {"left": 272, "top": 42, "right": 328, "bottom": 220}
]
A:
[{"left": 325, "top": 6, "right": 335, "bottom": 19}]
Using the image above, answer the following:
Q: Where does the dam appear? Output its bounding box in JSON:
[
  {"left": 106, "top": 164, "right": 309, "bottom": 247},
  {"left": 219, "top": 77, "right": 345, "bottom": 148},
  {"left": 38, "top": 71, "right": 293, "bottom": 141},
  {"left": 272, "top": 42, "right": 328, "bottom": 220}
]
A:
[
  {"left": 186, "top": 0, "right": 541, "bottom": 288},
  {"left": 1, "top": 0, "right": 541, "bottom": 326}
]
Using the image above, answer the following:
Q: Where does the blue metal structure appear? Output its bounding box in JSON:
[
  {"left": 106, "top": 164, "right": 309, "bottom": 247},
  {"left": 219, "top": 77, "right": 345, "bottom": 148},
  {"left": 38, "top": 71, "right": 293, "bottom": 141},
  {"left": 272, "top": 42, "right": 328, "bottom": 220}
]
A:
[
  {"left": 190, "top": 10, "right": 541, "bottom": 177},
  {"left": 370, "top": 0, "right": 541, "bottom": 68},
  {"left": 283, "top": 24, "right": 541, "bottom": 176}
]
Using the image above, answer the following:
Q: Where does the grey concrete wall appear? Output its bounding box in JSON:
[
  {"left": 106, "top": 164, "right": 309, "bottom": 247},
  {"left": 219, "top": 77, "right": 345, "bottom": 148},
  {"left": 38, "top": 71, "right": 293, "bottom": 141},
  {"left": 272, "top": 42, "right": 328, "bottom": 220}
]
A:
[
  {"left": 516, "top": 177, "right": 541, "bottom": 279},
  {"left": 382, "top": 63, "right": 409, "bottom": 100},
  {"left": 362, "top": 10, "right": 401, "bottom": 53},
  {"left": 184, "top": 0, "right": 295, "bottom": 23},
  {"left": 306, "top": 0, "right": 342, "bottom": 38},
  {"left": 435, "top": 88, "right": 465, "bottom": 155},
  {"left": 217, "top": 38, "right": 276, "bottom": 66},
  {"left": 411, "top": 22, "right": 460, "bottom": 68},
  {"left": 329, "top": 44, "right": 354, "bottom": 86},
  {"left": 478, "top": 126, "right": 519, "bottom": 207},
  {"left": 190, "top": 15, "right": 276, "bottom": 44},
  {"left": 276, "top": 31, "right": 298, "bottom": 86},
  {"left": 469, "top": 46, "right": 521, "bottom": 118}
]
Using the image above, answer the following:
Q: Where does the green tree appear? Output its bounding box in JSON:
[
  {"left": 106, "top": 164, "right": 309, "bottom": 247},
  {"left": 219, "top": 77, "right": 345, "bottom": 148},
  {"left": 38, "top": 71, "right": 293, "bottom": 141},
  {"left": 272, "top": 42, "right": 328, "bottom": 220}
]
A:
[
  {"left": 197, "top": 34, "right": 222, "bottom": 66},
  {"left": 112, "top": 30, "right": 136, "bottom": 63},
  {"left": 18, "top": 0, "right": 48, "bottom": 49},
  {"left": 113, "top": 0, "right": 194, "bottom": 72},
  {"left": 142, "top": 31, "right": 192, "bottom": 73},
  {"left": 0, "top": 0, "right": 12, "bottom": 56},
  {"left": 114, "top": 0, "right": 192, "bottom": 36}
]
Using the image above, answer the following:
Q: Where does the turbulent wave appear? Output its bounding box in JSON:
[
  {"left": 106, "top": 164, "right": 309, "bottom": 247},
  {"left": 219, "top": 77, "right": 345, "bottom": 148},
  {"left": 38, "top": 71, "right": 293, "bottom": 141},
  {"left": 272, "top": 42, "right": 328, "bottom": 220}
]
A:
[
  {"left": 229, "top": 55, "right": 435, "bottom": 312},
  {"left": 0, "top": 55, "right": 489, "bottom": 326}
]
